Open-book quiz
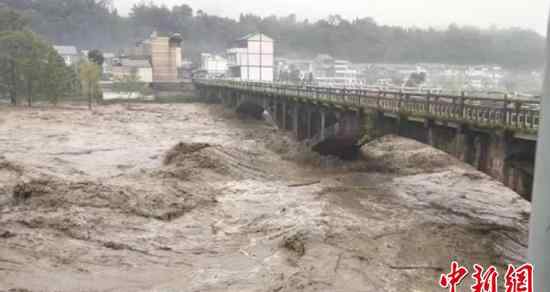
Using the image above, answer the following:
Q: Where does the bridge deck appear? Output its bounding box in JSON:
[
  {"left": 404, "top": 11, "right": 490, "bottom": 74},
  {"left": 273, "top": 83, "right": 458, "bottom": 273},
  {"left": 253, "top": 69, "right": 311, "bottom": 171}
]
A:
[{"left": 196, "top": 79, "right": 540, "bottom": 134}]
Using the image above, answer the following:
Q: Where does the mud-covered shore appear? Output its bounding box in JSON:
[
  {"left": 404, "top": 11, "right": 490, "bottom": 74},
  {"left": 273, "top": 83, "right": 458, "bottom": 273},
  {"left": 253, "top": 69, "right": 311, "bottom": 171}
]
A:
[{"left": 0, "top": 103, "right": 530, "bottom": 292}]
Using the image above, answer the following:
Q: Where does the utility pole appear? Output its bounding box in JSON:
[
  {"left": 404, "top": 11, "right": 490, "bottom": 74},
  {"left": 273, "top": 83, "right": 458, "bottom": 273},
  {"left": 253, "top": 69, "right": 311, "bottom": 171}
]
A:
[{"left": 528, "top": 7, "right": 550, "bottom": 291}]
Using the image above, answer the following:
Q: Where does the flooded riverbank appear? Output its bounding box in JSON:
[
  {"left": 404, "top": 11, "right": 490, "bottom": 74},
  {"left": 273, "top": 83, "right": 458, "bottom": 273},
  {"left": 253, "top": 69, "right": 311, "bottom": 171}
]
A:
[{"left": 0, "top": 103, "right": 530, "bottom": 291}]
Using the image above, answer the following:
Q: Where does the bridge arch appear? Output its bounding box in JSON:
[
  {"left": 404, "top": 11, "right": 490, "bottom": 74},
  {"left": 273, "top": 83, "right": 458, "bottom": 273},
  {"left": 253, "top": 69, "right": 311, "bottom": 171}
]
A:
[{"left": 236, "top": 99, "right": 265, "bottom": 119}]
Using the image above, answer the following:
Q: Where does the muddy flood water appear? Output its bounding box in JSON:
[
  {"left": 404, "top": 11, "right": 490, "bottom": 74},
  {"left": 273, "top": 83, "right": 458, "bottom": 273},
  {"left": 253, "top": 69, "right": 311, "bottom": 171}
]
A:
[{"left": 0, "top": 103, "right": 531, "bottom": 292}]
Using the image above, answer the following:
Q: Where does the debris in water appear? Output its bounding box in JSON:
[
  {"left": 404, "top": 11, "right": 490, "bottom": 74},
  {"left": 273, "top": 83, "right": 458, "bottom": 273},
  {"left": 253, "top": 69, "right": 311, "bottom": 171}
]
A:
[
  {"left": 163, "top": 142, "right": 211, "bottom": 165},
  {"left": 282, "top": 232, "right": 307, "bottom": 257}
]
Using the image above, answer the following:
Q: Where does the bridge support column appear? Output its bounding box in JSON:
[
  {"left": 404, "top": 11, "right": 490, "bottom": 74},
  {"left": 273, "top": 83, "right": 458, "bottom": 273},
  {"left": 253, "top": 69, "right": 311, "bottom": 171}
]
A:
[
  {"left": 397, "top": 114, "right": 408, "bottom": 136},
  {"left": 320, "top": 110, "right": 326, "bottom": 140},
  {"left": 334, "top": 112, "right": 341, "bottom": 135},
  {"left": 487, "top": 131, "right": 513, "bottom": 186},
  {"left": 463, "top": 130, "right": 476, "bottom": 165},
  {"left": 273, "top": 101, "right": 280, "bottom": 128},
  {"left": 282, "top": 101, "right": 287, "bottom": 130},
  {"left": 455, "top": 125, "right": 469, "bottom": 161},
  {"left": 292, "top": 103, "right": 299, "bottom": 138},
  {"left": 229, "top": 92, "right": 235, "bottom": 108},
  {"left": 262, "top": 97, "right": 268, "bottom": 112},
  {"left": 425, "top": 119, "right": 435, "bottom": 146},
  {"left": 222, "top": 91, "right": 229, "bottom": 107},
  {"left": 306, "top": 108, "right": 312, "bottom": 139},
  {"left": 472, "top": 133, "right": 490, "bottom": 173}
]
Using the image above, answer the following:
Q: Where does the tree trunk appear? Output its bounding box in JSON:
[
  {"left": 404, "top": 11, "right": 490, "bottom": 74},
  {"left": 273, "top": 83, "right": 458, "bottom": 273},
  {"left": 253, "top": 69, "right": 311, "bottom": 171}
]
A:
[
  {"left": 88, "top": 83, "right": 92, "bottom": 110},
  {"left": 9, "top": 60, "right": 17, "bottom": 106},
  {"left": 27, "top": 80, "right": 32, "bottom": 107}
]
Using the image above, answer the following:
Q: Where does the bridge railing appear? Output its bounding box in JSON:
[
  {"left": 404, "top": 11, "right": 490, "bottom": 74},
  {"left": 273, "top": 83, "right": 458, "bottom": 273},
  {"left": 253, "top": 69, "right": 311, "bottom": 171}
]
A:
[{"left": 195, "top": 79, "right": 540, "bottom": 133}]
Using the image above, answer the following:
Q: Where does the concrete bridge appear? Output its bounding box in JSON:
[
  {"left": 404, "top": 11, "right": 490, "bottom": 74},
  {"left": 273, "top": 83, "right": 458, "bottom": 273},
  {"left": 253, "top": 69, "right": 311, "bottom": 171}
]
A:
[{"left": 194, "top": 79, "right": 540, "bottom": 200}]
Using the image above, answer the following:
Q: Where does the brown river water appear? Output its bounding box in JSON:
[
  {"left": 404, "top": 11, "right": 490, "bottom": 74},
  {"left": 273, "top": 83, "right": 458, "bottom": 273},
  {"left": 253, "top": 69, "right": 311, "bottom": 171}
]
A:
[{"left": 0, "top": 103, "right": 530, "bottom": 292}]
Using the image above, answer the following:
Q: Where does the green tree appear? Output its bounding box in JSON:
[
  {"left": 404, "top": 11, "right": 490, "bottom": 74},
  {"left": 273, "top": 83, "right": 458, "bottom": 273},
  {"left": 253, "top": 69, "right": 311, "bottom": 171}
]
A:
[
  {"left": 79, "top": 62, "right": 102, "bottom": 110},
  {"left": 88, "top": 49, "right": 104, "bottom": 66},
  {"left": 42, "top": 48, "right": 75, "bottom": 105},
  {"left": 0, "top": 30, "right": 42, "bottom": 105},
  {"left": 20, "top": 32, "right": 49, "bottom": 107},
  {"left": 0, "top": 8, "right": 78, "bottom": 106},
  {"left": 0, "top": 7, "right": 30, "bottom": 105},
  {"left": 112, "top": 69, "right": 144, "bottom": 107},
  {"left": 0, "top": 7, "right": 28, "bottom": 31}
]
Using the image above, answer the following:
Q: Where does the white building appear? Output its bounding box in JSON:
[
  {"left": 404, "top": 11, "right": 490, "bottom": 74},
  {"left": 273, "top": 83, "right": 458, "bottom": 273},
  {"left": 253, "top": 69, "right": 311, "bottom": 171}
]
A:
[
  {"left": 103, "top": 52, "right": 116, "bottom": 75},
  {"left": 53, "top": 45, "right": 79, "bottom": 66},
  {"left": 465, "top": 66, "right": 503, "bottom": 90},
  {"left": 226, "top": 33, "right": 274, "bottom": 82},
  {"left": 314, "top": 58, "right": 359, "bottom": 87},
  {"left": 200, "top": 53, "right": 228, "bottom": 77},
  {"left": 333, "top": 60, "right": 358, "bottom": 86}
]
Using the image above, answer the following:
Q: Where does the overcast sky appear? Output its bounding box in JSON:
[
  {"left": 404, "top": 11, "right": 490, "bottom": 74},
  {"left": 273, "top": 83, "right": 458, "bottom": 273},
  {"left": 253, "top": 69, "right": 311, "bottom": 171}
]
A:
[{"left": 114, "top": 0, "right": 549, "bottom": 35}]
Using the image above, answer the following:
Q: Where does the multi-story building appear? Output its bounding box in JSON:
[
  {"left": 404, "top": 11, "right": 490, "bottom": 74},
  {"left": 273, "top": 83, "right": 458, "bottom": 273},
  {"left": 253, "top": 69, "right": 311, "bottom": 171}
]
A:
[
  {"left": 53, "top": 45, "right": 79, "bottom": 66},
  {"left": 313, "top": 54, "right": 334, "bottom": 78},
  {"left": 275, "top": 58, "right": 314, "bottom": 82},
  {"left": 130, "top": 32, "right": 183, "bottom": 82},
  {"left": 312, "top": 56, "right": 359, "bottom": 87},
  {"left": 226, "top": 33, "right": 274, "bottom": 82},
  {"left": 200, "top": 53, "right": 228, "bottom": 77},
  {"left": 332, "top": 60, "right": 358, "bottom": 86}
]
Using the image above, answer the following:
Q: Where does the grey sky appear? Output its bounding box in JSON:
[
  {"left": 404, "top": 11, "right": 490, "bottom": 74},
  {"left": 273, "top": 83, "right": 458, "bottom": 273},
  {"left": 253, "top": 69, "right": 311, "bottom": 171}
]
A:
[{"left": 114, "top": 0, "right": 549, "bottom": 35}]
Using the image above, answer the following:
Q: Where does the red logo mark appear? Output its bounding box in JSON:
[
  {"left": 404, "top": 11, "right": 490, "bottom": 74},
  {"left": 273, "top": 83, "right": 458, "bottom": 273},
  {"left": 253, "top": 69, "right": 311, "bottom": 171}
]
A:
[
  {"left": 471, "top": 264, "right": 499, "bottom": 292},
  {"left": 504, "top": 264, "right": 533, "bottom": 292},
  {"left": 440, "top": 261, "right": 470, "bottom": 292}
]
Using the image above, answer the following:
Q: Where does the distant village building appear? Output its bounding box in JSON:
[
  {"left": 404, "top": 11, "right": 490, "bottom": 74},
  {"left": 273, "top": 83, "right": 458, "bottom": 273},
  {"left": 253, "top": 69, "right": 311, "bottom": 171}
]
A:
[
  {"left": 102, "top": 52, "right": 116, "bottom": 75},
  {"left": 81, "top": 50, "right": 89, "bottom": 62},
  {"left": 332, "top": 60, "right": 359, "bottom": 86},
  {"left": 464, "top": 66, "right": 503, "bottom": 90},
  {"left": 129, "top": 32, "right": 183, "bottom": 82},
  {"left": 226, "top": 33, "right": 274, "bottom": 82},
  {"left": 53, "top": 45, "right": 79, "bottom": 66},
  {"left": 200, "top": 53, "right": 228, "bottom": 77},
  {"left": 275, "top": 58, "right": 314, "bottom": 82},
  {"left": 313, "top": 54, "right": 334, "bottom": 79},
  {"left": 112, "top": 59, "right": 153, "bottom": 83},
  {"left": 312, "top": 55, "right": 359, "bottom": 87}
]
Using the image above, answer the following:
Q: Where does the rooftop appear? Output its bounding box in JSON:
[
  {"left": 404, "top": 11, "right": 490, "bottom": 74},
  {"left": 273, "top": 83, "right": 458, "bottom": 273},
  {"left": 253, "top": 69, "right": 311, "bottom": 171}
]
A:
[
  {"left": 120, "top": 59, "right": 151, "bottom": 68},
  {"left": 53, "top": 45, "right": 78, "bottom": 56},
  {"left": 237, "top": 33, "right": 273, "bottom": 42}
]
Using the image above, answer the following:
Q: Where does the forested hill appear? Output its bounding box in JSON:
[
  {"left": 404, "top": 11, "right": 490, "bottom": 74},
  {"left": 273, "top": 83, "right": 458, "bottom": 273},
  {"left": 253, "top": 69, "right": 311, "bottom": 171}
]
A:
[{"left": 0, "top": 0, "right": 545, "bottom": 69}]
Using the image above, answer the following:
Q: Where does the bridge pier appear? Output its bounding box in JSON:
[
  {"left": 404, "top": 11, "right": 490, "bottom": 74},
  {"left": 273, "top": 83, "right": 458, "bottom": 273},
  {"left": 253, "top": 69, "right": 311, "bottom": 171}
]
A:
[
  {"left": 292, "top": 103, "right": 299, "bottom": 138},
  {"left": 294, "top": 104, "right": 309, "bottom": 141},
  {"left": 425, "top": 119, "right": 435, "bottom": 146},
  {"left": 281, "top": 102, "right": 287, "bottom": 130},
  {"left": 306, "top": 108, "right": 312, "bottom": 139},
  {"left": 397, "top": 114, "right": 408, "bottom": 136},
  {"left": 320, "top": 110, "right": 326, "bottom": 141}
]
